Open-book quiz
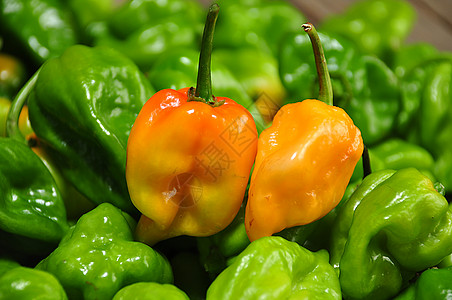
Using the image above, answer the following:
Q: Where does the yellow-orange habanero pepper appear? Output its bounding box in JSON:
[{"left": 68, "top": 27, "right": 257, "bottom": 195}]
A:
[
  {"left": 245, "top": 23, "right": 364, "bottom": 242},
  {"left": 126, "top": 4, "right": 258, "bottom": 246}
]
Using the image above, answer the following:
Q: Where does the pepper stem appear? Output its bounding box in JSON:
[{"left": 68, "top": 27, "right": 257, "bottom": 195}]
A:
[
  {"left": 362, "top": 145, "right": 372, "bottom": 179},
  {"left": 302, "top": 23, "right": 333, "bottom": 106},
  {"left": 6, "top": 68, "right": 40, "bottom": 143},
  {"left": 192, "top": 3, "right": 219, "bottom": 105}
]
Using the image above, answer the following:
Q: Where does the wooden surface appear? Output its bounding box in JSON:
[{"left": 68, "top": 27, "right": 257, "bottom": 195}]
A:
[{"left": 291, "top": 0, "right": 452, "bottom": 52}]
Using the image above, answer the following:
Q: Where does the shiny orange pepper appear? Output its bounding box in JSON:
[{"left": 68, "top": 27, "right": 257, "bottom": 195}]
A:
[
  {"left": 245, "top": 23, "right": 364, "bottom": 242},
  {"left": 126, "top": 4, "right": 258, "bottom": 246}
]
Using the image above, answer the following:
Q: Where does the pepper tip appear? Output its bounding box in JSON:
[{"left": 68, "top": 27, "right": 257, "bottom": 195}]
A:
[{"left": 302, "top": 22, "right": 313, "bottom": 32}]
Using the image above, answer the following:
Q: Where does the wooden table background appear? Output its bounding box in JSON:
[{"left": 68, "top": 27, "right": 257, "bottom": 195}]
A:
[
  {"left": 291, "top": 0, "right": 452, "bottom": 52},
  {"left": 199, "top": 0, "right": 452, "bottom": 52}
]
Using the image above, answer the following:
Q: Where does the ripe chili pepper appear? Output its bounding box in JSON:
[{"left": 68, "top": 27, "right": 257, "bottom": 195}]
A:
[
  {"left": 245, "top": 23, "right": 363, "bottom": 242},
  {"left": 126, "top": 4, "right": 258, "bottom": 246}
]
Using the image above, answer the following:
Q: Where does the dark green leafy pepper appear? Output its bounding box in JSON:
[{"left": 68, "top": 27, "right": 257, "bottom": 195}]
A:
[
  {"left": 36, "top": 203, "right": 173, "bottom": 300},
  {"left": 0, "top": 137, "right": 69, "bottom": 255},
  {"left": 0, "top": 267, "right": 67, "bottom": 299},
  {"left": 214, "top": 0, "right": 306, "bottom": 56},
  {"left": 0, "top": 0, "right": 78, "bottom": 68},
  {"left": 392, "top": 42, "right": 440, "bottom": 79},
  {"left": 112, "top": 282, "right": 189, "bottom": 300},
  {"left": 320, "top": 0, "right": 416, "bottom": 63},
  {"left": 279, "top": 30, "right": 401, "bottom": 145},
  {"left": 147, "top": 48, "right": 267, "bottom": 133},
  {"left": 28, "top": 45, "right": 154, "bottom": 216},
  {"left": 92, "top": 0, "right": 203, "bottom": 70},
  {"left": 331, "top": 168, "right": 452, "bottom": 299},
  {"left": 207, "top": 236, "right": 341, "bottom": 299},
  {"left": 394, "top": 267, "right": 452, "bottom": 300}
]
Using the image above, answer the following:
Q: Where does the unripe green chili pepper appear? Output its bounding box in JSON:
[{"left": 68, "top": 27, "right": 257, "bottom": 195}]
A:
[
  {"left": 112, "top": 282, "right": 189, "bottom": 300},
  {"left": 93, "top": 0, "right": 203, "bottom": 70},
  {"left": 331, "top": 168, "right": 452, "bottom": 299},
  {"left": 36, "top": 203, "right": 173, "bottom": 300},
  {"left": 0, "top": 267, "right": 68, "bottom": 300},
  {"left": 27, "top": 45, "right": 155, "bottom": 216},
  {"left": 394, "top": 267, "right": 452, "bottom": 300},
  {"left": 0, "top": 0, "right": 78, "bottom": 68},
  {"left": 206, "top": 236, "right": 342, "bottom": 300},
  {"left": 320, "top": 0, "right": 416, "bottom": 63},
  {"left": 0, "top": 74, "right": 69, "bottom": 259}
]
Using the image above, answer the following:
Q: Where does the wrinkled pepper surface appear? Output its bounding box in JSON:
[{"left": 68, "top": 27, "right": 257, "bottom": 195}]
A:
[
  {"left": 112, "top": 282, "right": 189, "bottom": 300},
  {"left": 320, "top": 0, "right": 416, "bottom": 63},
  {"left": 0, "top": 267, "right": 67, "bottom": 299},
  {"left": 27, "top": 44, "right": 154, "bottom": 216},
  {"left": 206, "top": 236, "right": 341, "bottom": 299},
  {"left": 92, "top": 0, "right": 203, "bottom": 70},
  {"left": 1, "top": 80, "right": 69, "bottom": 257},
  {"left": 279, "top": 29, "right": 401, "bottom": 145},
  {"left": 394, "top": 267, "right": 452, "bottom": 300},
  {"left": 127, "top": 4, "right": 258, "bottom": 245},
  {"left": 245, "top": 23, "right": 363, "bottom": 241},
  {"left": 330, "top": 168, "right": 452, "bottom": 299},
  {"left": 36, "top": 203, "right": 173, "bottom": 300}
]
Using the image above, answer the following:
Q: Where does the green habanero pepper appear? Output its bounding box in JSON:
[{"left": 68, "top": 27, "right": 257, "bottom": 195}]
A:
[
  {"left": 320, "top": 0, "right": 416, "bottom": 64},
  {"left": 330, "top": 168, "right": 452, "bottom": 299},
  {"left": 0, "top": 267, "right": 67, "bottom": 300},
  {"left": 27, "top": 45, "right": 155, "bottom": 216},
  {"left": 0, "top": 0, "right": 78, "bottom": 68},
  {"left": 394, "top": 267, "right": 452, "bottom": 300},
  {"left": 214, "top": 0, "right": 306, "bottom": 56},
  {"left": 92, "top": 0, "right": 203, "bottom": 70},
  {"left": 206, "top": 236, "right": 341, "bottom": 300},
  {"left": 36, "top": 203, "right": 173, "bottom": 300},
  {"left": 112, "top": 282, "right": 189, "bottom": 300},
  {"left": 0, "top": 74, "right": 69, "bottom": 258}
]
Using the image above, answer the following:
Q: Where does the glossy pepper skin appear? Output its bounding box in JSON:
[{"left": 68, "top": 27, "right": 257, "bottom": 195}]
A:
[
  {"left": 147, "top": 48, "right": 266, "bottom": 134},
  {"left": 0, "top": 267, "right": 68, "bottom": 300},
  {"left": 0, "top": 0, "right": 77, "bottom": 68},
  {"left": 279, "top": 30, "right": 401, "bottom": 145},
  {"left": 394, "top": 267, "right": 452, "bottom": 300},
  {"left": 28, "top": 45, "right": 154, "bottom": 216},
  {"left": 245, "top": 23, "right": 363, "bottom": 242},
  {"left": 112, "top": 282, "right": 189, "bottom": 300},
  {"left": 93, "top": 0, "right": 203, "bottom": 70},
  {"left": 36, "top": 203, "right": 173, "bottom": 300},
  {"left": 0, "top": 138, "right": 69, "bottom": 255},
  {"left": 214, "top": 0, "right": 306, "bottom": 56},
  {"left": 320, "top": 0, "right": 416, "bottom": 63},
  {"left": 330, "top": 168, "right": 452, "bottom": 299},
  {"left": 127, "top": 4, "right": 258, "bottom": 246},
  {"left": 206, "top": 236, "right": 341, "bottom": 299}
]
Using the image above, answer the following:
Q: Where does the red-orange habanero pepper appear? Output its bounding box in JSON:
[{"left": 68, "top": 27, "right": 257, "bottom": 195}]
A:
[
  {"left": 126, "top": 4, "right": 258, "bottom": 246},
  {"left": 245, "top": 23, "right": 364, "bottom": 242}
]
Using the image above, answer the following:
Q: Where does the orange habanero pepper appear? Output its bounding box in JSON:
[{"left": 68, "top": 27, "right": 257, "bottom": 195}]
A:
[
  {"left": 126, "top": 4, "right": 258, "bottom": 246},
  {"left": 245, "top": 23, "right": 364, "bottom": 242}
]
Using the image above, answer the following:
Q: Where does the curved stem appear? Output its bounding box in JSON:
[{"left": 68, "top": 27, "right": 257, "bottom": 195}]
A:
[
  {"left": 194, "top": 3, "right": 219, "bottom": 105},
  {"left": 6, "top": 68, "right": 40, "bottom": 142},
  {"left": 302, "top": 23, "right": 333, "bottom": 106}
]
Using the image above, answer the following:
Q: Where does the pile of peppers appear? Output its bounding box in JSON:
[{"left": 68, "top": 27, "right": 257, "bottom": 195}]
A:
[{"left": 1, "top": 0, "right": 452, "bottom": 299}]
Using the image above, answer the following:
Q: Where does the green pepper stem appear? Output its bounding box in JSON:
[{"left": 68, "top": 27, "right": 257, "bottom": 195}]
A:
[
  {"left": 362, "top": 145, "right": 372, "bottom": 179},
  {"left": 194, "top": 3, "right": 219, "bottom": 105},
  {"left": 302, "top": 23, "right": 333, "bottom": 106},
  {"left": 6, "top": 68, "right": 40, "bottom": 142}
]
